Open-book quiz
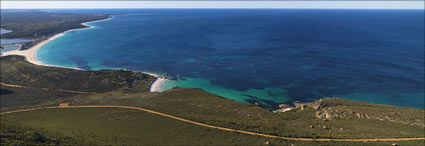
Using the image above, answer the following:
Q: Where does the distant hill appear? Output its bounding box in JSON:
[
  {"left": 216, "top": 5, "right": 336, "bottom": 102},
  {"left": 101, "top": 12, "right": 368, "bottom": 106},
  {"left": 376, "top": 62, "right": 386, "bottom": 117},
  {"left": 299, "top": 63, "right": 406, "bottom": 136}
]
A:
[{"left": 1, "top": 10, "right": 110, "bottom": 50}]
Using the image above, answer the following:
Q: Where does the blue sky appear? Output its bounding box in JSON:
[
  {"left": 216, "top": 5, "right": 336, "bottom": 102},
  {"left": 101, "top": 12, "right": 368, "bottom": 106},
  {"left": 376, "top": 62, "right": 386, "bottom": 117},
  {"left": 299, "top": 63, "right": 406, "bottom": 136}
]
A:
[{"left": 1, "top": 1, "right": 424, "bottom": 9}]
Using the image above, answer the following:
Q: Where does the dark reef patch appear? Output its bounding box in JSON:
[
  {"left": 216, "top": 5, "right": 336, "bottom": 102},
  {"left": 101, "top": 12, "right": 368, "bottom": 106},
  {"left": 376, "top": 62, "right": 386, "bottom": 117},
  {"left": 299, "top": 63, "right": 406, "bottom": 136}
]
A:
[{"left": 68, "top": 56, "right": 92, "bottom": 70}]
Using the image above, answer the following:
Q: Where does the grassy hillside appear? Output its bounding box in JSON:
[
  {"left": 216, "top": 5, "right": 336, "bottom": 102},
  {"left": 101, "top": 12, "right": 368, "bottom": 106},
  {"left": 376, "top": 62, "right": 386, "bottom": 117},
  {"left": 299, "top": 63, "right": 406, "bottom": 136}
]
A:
[
  {"left": 2, "top": 108, "right": 283, "bottom": 145},
  {"left": 2, "top": 108, "right": 423, "bottom": 146},
  {"left": 1, "top": 55, "right": 424, "bottom": 145},
  {"left": 65, "top": 88, "right": 425, "bottom": 139},
  {"left": 0, "top": 86, "right": 79, "bottom": 111}
]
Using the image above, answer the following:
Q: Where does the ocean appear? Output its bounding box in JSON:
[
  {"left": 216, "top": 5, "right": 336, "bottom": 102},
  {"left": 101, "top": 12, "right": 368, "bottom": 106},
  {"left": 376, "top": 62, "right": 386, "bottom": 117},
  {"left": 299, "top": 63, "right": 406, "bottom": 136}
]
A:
[{"left": 37, "top": 9, "right": 424, "bottom": 109}]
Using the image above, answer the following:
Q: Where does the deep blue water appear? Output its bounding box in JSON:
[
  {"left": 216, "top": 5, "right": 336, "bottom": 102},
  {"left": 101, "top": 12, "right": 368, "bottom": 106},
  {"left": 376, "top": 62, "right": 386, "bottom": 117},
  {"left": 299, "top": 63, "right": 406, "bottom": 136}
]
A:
[{"left": 38, "top": 9, "right": 424, "bottom": 109}]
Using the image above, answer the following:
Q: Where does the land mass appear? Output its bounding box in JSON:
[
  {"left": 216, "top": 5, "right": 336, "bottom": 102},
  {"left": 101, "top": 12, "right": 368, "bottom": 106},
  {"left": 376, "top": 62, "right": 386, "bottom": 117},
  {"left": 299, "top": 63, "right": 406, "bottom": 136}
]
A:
[{"left": 0, "top": 10, "right": 110, "bottom": 50}]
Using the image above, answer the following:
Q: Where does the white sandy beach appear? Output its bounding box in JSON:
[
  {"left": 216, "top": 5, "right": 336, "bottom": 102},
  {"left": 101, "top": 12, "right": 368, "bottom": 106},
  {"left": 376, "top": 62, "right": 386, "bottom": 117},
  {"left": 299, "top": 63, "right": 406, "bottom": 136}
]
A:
[
  {"left": 1, "top": 17, "right": 167, "bottom": 92},
  {"left": 1, "top": 33, "right": 64, "bottom": 66},
  {"left": 150, "top": 77, "right": 167, "bottom": 92}
]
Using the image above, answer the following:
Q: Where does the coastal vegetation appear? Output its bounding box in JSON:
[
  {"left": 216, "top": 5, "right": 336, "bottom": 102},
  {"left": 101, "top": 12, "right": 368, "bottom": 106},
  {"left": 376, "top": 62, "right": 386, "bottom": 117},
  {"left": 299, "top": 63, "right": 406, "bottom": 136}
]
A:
[
  {"left": 0, "top": 10, "right": 109, "bottom": 50},
  {"left": 1, "top": 10, "right": 109, "bottom": 39},
  {"left": 1, "top": 55, "right": 424, "bottom": 145},
  {"left": 1, "top": 56, "right": 154, "bottom": 93},
  {"left": 2, "top": 108, "right": 423, "bottom": 146},
  {"left": 0, "top": 56, "right": 154, "bottom": 111}
]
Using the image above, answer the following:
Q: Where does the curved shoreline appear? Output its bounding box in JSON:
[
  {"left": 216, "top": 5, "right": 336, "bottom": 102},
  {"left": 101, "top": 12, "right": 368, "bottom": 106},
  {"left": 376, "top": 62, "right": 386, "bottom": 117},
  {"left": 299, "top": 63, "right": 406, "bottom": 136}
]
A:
[
  {"left": 0, "top": 16, "right": 167, "bottom": 92},
  {"left": 150, "top": 77, "right": 167, "bottom": 92}
]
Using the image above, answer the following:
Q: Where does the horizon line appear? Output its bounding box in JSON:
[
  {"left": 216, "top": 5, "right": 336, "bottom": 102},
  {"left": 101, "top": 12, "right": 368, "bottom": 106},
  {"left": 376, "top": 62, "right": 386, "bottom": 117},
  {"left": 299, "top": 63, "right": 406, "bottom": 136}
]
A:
[
  {"left": 2, "top": 1, "right": 423, "bottom": 9},
  {"left": 2, "top": 8, "right": 424, "bottom": 10}
]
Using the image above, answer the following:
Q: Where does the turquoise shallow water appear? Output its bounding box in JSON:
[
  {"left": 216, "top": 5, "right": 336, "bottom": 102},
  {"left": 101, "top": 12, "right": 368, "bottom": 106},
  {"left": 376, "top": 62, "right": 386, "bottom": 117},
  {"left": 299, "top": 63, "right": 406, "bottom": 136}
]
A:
[
  {"left": 161, "top": 78, "right": 291, "bottom": 104},
  {"left": 37, "top": 9, "right": 424, "bottom": 109}
]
